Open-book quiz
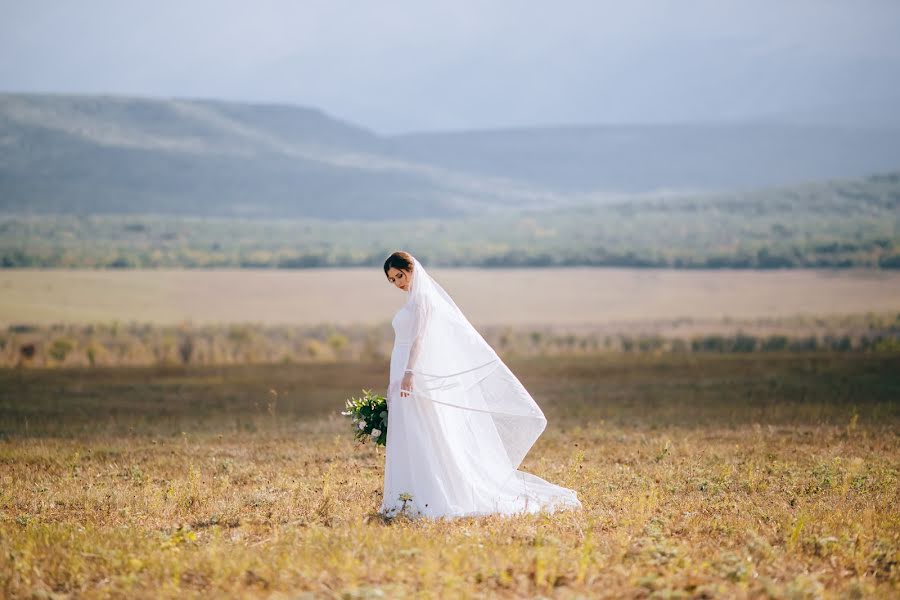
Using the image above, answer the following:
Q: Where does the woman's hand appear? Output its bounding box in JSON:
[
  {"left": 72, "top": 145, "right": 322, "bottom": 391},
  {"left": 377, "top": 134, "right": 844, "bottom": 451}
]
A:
[{"left": 400, "top": 371, "right": 414, "bottom": 398}]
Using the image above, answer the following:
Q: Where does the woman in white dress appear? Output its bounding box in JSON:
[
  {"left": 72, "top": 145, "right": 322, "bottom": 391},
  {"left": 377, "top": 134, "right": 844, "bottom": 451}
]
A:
[{"left": 379, "top": 250, "right": 582, "bottom": 520}]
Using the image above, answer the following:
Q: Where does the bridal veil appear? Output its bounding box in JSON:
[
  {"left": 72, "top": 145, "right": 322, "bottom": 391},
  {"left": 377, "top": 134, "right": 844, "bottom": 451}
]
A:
[{"left": 399, "top": 256, "right": 549, "bottom": 471}]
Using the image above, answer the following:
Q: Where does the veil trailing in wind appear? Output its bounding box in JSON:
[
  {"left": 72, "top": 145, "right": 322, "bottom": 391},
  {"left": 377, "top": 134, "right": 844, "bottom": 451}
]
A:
[{"left": 399, "top": 255, "right": 547, "bottom": 471}]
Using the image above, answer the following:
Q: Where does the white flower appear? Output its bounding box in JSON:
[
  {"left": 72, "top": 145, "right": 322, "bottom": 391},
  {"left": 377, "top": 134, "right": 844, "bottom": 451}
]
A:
[
  {"left": 371, "top": 428, "right": 382, "bottom": 437},
  {"left": 358, "top": 421, "right": 366, "bottom": 430}
]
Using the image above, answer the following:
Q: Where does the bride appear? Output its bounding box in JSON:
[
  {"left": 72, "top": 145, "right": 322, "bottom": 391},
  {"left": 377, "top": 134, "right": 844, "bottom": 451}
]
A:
[{"left": 379, "top": 250, "right": 582, "bottom": 520}]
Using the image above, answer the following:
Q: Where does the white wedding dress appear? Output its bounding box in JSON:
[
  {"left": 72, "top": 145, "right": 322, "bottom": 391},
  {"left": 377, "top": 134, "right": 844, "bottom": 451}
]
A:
[{"left": 379, "top": 288, "right": 583, "bottom": 520}]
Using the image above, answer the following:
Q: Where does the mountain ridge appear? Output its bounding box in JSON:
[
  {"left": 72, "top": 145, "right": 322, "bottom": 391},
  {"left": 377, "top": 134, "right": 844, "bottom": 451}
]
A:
[{"left": 2, "top": 92, "right": 900, "bottom": 219}]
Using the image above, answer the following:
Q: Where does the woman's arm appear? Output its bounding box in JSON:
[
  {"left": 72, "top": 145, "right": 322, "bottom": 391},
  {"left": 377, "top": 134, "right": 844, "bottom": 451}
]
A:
[{"left": 400, "top": 298, "right": 432, "bottom": 397}]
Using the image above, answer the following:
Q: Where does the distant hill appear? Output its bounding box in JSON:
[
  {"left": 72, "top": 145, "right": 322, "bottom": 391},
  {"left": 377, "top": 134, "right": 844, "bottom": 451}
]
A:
[
  {"left": 390, "top": 121, "right": 900, "bottom": 193},
  {"left": 2, "top": 92, "right": 900, "bottom": 219},
  {"left": 0, "top": 93, "right": 559, "bottom": 219}
]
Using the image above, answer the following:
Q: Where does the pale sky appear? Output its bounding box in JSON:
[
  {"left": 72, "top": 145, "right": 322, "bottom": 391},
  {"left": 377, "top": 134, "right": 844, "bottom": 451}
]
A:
[{"left": 1, "top": 0, "right": 898, "bottom": 133}]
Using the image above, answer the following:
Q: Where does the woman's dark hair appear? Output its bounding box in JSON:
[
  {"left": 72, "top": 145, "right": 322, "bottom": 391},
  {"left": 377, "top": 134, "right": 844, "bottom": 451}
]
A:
[{"left": 384, "top": 251, "right": 414, "bottom": 279}]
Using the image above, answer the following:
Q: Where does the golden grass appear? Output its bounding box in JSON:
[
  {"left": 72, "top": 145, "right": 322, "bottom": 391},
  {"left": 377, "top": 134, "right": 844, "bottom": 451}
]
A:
[
  {"left": 1, "top": 354, "right": 898, "bottom": 598},
  {"left": 2, "top": 267, "right": 900, "bottom": 327}
]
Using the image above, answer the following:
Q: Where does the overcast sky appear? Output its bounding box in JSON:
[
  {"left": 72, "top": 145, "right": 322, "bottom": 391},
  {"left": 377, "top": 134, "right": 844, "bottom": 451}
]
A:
[{"left": 1, "top": 0, "right": 898, "bottom": 133}]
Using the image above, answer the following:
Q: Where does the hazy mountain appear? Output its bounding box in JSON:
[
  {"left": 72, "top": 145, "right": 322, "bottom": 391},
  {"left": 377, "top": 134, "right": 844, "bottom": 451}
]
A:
[
  {"left": 0, "top": 93, "right": 560, "bottom": 219},
  {"left": 2, "top": 92, "right": 900, "bottom": 219},
  {"left": 389, "top": 122, "right": 900, "bottom": 193}
]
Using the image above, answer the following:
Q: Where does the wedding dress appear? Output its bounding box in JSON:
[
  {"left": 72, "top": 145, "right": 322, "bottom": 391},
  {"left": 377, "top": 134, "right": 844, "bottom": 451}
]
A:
[{"left": 379, "top": 255, "right": 582, "bottom": 520}]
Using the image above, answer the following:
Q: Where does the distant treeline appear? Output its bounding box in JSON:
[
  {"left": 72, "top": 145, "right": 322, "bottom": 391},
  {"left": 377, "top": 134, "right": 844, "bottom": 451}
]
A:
[
  {"left": 4, "top": 314, "right": 898, "bottom": 368},
  {"left": 3, "top": 172, "right": 899, "bottom": 269},
  {"left": 3, "top": 240, "right": 898, "bottom": 269},
  {"left": 0, "top": 174, "right": 900, "bottom": 269}
]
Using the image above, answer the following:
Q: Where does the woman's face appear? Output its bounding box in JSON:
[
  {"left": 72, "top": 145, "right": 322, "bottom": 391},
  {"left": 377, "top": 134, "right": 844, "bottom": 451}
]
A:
[{"left": 386, "top": 266, "right": 412, "bottom": 291}]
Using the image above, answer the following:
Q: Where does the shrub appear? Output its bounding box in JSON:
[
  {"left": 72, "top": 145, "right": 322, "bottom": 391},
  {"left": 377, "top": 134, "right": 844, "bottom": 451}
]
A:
[
  {"left": 178, "top": 336, "right": 195, "bottom": 364},
  {"left": 670, "top": 338, "right": 689, "bottom": 353},
  {"left": 878, "top": 253, "right": 900, "bottom": 269},
  {"left": 732, "top": 334, "right": 758, "bottom": 353},
  {"left": 692, "top": 335, "right": 727, "bottom": 353},
  {"left": 789, "top": 336, "right": 819, "bottom": 352},
  {"left": 761, "top": 335, "right": 789, "bottom": 351},
  {"left": 824, "top": 335, "right": 852, "bottom": 352},
  {"left": 85, "top": 341, "right": 108, "bottom": 366},
  {"left": 638, "top": 336, "right": 665, "bottom": 353},
  {"left": 48, "top": 337, "right": 76, "bottom": 362}
]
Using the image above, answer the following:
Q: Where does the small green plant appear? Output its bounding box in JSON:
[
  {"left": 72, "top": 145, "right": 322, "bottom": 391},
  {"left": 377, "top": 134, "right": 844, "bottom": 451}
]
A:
[
  {"left": 341, "top": 389, "right": 388, "bottom": 446},
  {"left": 381, "top": 492, "right": 417, "bottom": 519},
  {"left": 48, "top": 337, "right": 75, "bottom": 362}
]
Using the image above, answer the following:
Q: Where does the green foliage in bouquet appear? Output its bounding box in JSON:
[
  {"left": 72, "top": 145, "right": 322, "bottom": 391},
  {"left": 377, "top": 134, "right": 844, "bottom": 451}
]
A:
[{"left": 341, "top": 388, "right": 388, "bottom": 446}]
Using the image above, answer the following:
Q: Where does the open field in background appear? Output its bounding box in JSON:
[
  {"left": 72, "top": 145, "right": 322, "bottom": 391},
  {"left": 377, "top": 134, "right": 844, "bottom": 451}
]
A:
[
  {"left": 1, "top": 354, "right": 898, "bottom": 597},
  {"left": 2, "top": 267, "right": 899, "bottom": 368},
  {"left": 3, "top": 267, "right": 900, "bottom": 327}
]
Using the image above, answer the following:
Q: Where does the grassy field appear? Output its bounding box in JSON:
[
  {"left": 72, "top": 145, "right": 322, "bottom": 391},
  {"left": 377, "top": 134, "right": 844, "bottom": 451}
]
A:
[
  {"left": 3, "top": 267, "right": 900, "bottom": 327},
  {"left": 1, "top": 353, "right": 898, "bottom": 598}
]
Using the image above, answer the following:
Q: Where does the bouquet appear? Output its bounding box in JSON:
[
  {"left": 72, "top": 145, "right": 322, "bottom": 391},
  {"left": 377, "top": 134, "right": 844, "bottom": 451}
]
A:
[{"left": 341, "top": 388, "right": 388, "bottom": 446}]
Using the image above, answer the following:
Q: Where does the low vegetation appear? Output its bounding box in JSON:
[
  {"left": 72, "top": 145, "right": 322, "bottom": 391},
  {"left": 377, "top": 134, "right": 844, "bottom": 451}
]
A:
[{"left": 3, "top": 312, "right": 899, "bottom": 368}]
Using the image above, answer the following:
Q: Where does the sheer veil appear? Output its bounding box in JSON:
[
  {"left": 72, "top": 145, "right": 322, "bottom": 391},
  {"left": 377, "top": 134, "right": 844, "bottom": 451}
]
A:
[{"left": 400, "top": 255, "right": 548, "bottom": 470}]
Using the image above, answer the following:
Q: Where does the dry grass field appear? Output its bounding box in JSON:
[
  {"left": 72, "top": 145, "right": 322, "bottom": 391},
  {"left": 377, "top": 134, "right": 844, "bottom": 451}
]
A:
[
  {"left": 1, "top": 353, "right": 898, "bottom": 598},
  {"left": 3, "top": 268, "right": 900, "bottom": 327}
]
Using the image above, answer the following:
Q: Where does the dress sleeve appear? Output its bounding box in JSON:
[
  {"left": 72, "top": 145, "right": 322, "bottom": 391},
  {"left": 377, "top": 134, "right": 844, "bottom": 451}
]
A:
[{"left": 403, "top": 296, "right": 433, "bottom": 374}]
